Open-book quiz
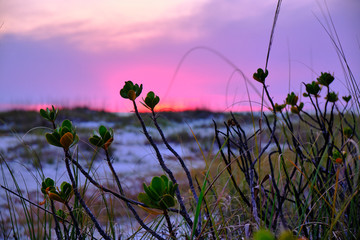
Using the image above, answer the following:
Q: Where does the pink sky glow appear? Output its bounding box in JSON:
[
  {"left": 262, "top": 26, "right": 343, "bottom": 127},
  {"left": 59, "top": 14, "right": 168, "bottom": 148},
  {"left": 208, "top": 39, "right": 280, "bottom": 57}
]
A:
[{"left": 0, "top": 0, "right": 359, "bottom": 112}]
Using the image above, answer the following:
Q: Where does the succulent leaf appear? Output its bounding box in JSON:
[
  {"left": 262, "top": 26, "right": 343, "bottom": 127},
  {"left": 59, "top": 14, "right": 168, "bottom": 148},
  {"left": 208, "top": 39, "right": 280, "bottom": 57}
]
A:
[
  {"left": 60, "top": 132, "right": 74, "bottom": 150},
  {"left": 49, "top": 192, "right": 64, "bottom": 203},
  {"left": 151, "top": 176, "right": 165, "bottom": 196},
  {"left": 286, "top": 92, "right": 298, "bottom": 106},
  {"left": 138, "top": 175, "right": 177, "bottom": 211},
  {"left": 317, "top": 72, "right": 334, "bottom": 87},
  {"left": 342, "top": 95, "right": 351, "bottom": 102},
  {"left": 120, "top": 81, "right": 143, "bottom": 100},
  {"left": 45, "top": 133, "right": 62, "bottom": 147},
  {"left": 159, "top": 194, "right": 176, "bottom": 209},
  {"left": 253, "top": 68, "right": 269, "bottom": 84},
  {"left": 305, "top": 81, "right": 321, "bottom": 96}
]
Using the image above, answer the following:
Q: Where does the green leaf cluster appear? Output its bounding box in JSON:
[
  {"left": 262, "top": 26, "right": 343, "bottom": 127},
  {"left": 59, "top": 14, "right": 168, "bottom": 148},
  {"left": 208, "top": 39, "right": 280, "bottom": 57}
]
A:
[
  {"left": 89, "top": 125, "right": 114, "bottom": 150},
  {"left": 138, "top": 175, "right": 178, "bottom": 210},
  {"left": 41, "top": 178, "right": 73, "bottom": 204},
  {"left": 253, "top": 68, "right": 269, "bottom": 84},
  {"left": 304, "top": 81, "right": 321, "bottom": 96},
  {"left": 286, "top": 92, "right": 298, "bottom": 106},
  {"left": 325, "top": 92, "right": 338, "bottom": 103},
  {"left": 317, "top": 72, "right": 334, "bottom": 87},
  {"left": 40, "top": 105, "right": 58, "bottom": 122},
  {"left": 273, "top": 103, "right": 286, "bottom": 113},
  {"left": 342, "top": 95, "right": 351, "bottom": 103},
  {"left": 45, "top": 120, "right": 79, "bottom": 150},
  {"left": 120, "top": 81, "right": 143, "bottom": 101},
  {"left": 142, "top": 91, "right": 160, "bottom": 110}
]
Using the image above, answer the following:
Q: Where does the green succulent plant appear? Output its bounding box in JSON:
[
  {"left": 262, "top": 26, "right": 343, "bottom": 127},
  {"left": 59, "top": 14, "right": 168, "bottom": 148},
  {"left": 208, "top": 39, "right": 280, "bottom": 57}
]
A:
[
  {"left": 304, "top": 81, "right": 321, "bottom": 96},
  {"left": 290, "top": 102, "right": 304, "bottom": 114},
  {"left": 138, "top": 175, "right": 178, "bottom": 210},
  {"left": 317, "top": 72, "right": 334, "bottom": 87},
  {"left": 142, "top": 91, "right": 160, "bottom": 110},
  {"left": 286, "top": 92, "right": 298, "bottom": 106},
  {"left": 120, "top": 81, "right": 143, "bottom": 101},
  {"left": 45, "top": 119, "right": 79, "bottom": 150},
  {"left": 325, "top": 92, "right": 338, "bottom": 103},
  {"left": 89, "top": 125, "right": 114, "bottom": 150},
  {"left": 273, "top": 103, "right": 286, "bottom": 113},
  {"left": 253, "top": 68, "right": 269, "bottom": 84},
  {"left": 40, "top": 105, "right": 58, "bottom": 122},
  {"left": 342, "top": 95, "right": 352, "bottom": 103},
  {"left": 41, "top": 177, "right": 56, "bottom": 195},
  {"left": 40, "top": 178, "right": 73, "bottom": 204}
]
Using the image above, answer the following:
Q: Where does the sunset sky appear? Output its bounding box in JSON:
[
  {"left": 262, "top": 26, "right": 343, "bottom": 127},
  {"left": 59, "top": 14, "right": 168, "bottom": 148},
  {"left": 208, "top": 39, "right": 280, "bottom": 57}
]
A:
[{"left": 0, "top": 0, "right": 359, "bottom": 112}]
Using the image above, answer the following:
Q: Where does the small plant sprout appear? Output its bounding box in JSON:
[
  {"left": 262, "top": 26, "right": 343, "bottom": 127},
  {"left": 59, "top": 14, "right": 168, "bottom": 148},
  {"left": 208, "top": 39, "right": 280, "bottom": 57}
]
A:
[
  {"left": 253, "top": 68, "right": 269, "bottom": 84},
  {"left": 138, "top": 175, "right": 177, "bottom": 210},
  {"left": 89, "top": 125, "right": 114, "bottom": 150},
  {"left": 45, "top": 119, "right": 79, "bottom": 150},
  {"left": 317, "top": 72, "right": 334, "bottom": 87},
  {"left": 342, "top": 95, "right": 351, "bottom": 102},
  {"left": 286, "top": 92, "right": 298, "bottom": 106},
  {"left": 273, "top": 103, "right": 286, "bottom": 113},
  {"left": 40, "top": 178, "right": 73, "bottom": 204},
  {"left": 40, "top": 105, "right": 58, "bottom": 127},
  {"left": 142, "top": 91, "right": 160, "bottom": 111},
  {"left": 304, "top": 81, "right": 321, "bottom": 96},
  {"left": 120, "top": 81, "right": 143, "bottom": 101},
  {"left": 326, "top": 92, "right": 339, "bottom": 103},
  {"left": 138, "top": 175, "right": 178, "bottom": 239}
]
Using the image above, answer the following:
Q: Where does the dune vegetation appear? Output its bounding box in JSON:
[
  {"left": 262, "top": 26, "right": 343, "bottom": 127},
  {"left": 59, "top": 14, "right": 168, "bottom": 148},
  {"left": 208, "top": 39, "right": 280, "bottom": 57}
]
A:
[{"left": 1, "top": 0, "right": 359, "bottom": 239}]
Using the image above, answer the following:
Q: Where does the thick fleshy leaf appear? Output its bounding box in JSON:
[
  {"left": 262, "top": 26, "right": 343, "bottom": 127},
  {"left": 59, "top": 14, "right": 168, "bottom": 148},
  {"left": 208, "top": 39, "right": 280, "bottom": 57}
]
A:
[
  {"left": 159, "top": 194, "right": 176, "bottom": 209},
  {"left": 317, "top": 72, "right": 334, "bottom": 87},
  {"left": 45, "top": 133, "right": 62, "bottom": 147},
  {"left": 103, "top": 131, "right": 112, "bottom": 142},
  {"left": 150, "top": 176, "right": 165, "bottom": 196},
  {"left": 305, "top": 81, "right": 320, "bottom": 95},
  {"left": 61, "top": 120, "right": 72, "bottom": 130},
  {"left": 253, "top": 68, "right": 268, "bottom": 84},
  {"left": 89, "top": 135, "right": 103, "bottom": 147},
  {"left": 60, "top": 182, "right": 73, "bottom": 202},
  {"left": 49, "top": 192, "right": 65, "bottom": 203},
  {"left": 160, "top": 175, "right": 169, "bottom": 188},
  {"left": 143, "top": 183, "right": 160, "bottom": 201},
  {"left": 138, "top": 192, "right": 158, "bottom": 208},
  {"left": 135, "top": 84, "right": 143, "bottom": 97},
  {"left": 99, "top": 125, "right": 107, "bottom": 138},
  {"left": 40, "top": 109, "right": 49, "bottom": 120},
  {"left": 60, "top": 132, "right": 74, "bottom": 149},
  {"left": 60, "top": 126, "right": 71, "bottom": 136}
]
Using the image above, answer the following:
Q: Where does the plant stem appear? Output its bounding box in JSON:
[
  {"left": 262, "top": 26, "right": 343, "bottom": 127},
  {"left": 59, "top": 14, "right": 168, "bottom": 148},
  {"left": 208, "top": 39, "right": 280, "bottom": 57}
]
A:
[
  {"left": 104, "top": 149, "right": 166, "bottom": 240},
  {"left": 64, "top": 150, "right": 111, "bottom": 240},
  {"left": 50, "top": 200, "right": 63, "bottom": 240},
  {"left": 164, "top": 209, "right": 176, "bottom": 240},
  {"left": 151, "top": 110, "right": 199, "bottom": 202},
  {"left": 132, "top": 100, "right": 194, "bottom": 230}
]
